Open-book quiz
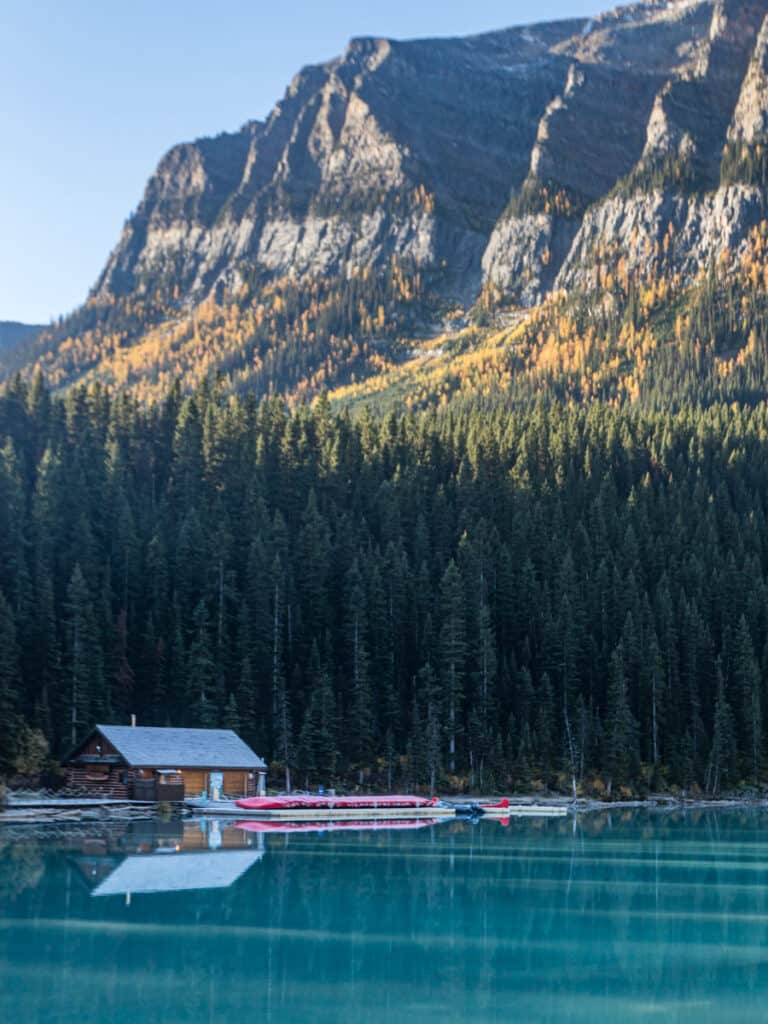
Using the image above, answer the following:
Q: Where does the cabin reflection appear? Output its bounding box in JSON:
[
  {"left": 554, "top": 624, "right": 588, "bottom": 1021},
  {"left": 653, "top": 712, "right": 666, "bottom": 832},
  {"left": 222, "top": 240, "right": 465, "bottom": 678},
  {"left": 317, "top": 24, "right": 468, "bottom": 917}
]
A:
[{"left": 69, "top": 818, "right": 264, "bottom": 896}]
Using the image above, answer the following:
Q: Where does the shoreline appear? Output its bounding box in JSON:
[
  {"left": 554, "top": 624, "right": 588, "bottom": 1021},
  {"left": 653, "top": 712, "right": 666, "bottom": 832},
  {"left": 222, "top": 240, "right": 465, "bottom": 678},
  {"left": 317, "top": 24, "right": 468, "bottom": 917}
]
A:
[{"left": 3, "top": 793, "right": 768, "bottom": 825}]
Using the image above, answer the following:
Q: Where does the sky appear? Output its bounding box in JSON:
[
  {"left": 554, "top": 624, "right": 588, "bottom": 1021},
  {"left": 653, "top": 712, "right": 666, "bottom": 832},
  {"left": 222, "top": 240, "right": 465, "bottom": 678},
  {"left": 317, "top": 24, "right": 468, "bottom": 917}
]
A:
[{"left": 1, "top": 1, "right": 612, "bottom": 324}]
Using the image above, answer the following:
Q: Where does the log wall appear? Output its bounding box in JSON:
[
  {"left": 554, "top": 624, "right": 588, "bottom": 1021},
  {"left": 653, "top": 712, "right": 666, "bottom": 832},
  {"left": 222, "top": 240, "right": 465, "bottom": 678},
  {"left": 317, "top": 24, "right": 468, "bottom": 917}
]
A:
[{"left": 65, "top": 764, "right": 135, "bottom": 798}]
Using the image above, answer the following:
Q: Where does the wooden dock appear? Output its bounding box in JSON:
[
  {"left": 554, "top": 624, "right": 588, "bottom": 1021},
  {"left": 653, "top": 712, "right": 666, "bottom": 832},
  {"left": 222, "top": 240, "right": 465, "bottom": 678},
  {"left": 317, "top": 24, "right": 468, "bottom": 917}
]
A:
[
  {"left": 0, "top": 798, "right": 159, "bottom": 823},
  {"left": 184, "top": 798, "right": 569, "bottom": 820}
]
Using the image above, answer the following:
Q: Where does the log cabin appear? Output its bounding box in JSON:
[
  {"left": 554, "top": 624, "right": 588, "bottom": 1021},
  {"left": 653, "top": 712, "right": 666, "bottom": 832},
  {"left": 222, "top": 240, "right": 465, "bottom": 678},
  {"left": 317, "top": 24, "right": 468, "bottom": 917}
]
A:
[{"left": 63, "top": 724, "right": 267, "bottom": 801}]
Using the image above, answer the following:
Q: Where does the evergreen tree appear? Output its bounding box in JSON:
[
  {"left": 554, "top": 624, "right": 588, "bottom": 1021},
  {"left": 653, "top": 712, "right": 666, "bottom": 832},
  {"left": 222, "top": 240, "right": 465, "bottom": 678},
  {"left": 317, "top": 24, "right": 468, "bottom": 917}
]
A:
[
  {"left": 345, "top": 559, "right": 374, "bottom": 784},
  {"left": 604, "top": 642, "right": 639, "bottom": 794},
  {"left": 297, "top": 642, "right": 339, "bottom": 786},
  {"left": 223, "top": 692, "right": 241, "bottom": 731},
  {"left": 730, "top": 616, "right": 763, "bottom": 787},
  {"left": 187, "top": 600, "right": 217, "bottom": 727},
  {"left": 63, "top": 565, "right": 104, "bottom": 748},
  {"left": 0, "top": 591, "right": 20, "bottom": 773},
  {"left": 271, "top": 559, "right": 293, "bottom": 791},
  {"left": 416, "top": 662, "right": 442, "bottom": 793},
  {"left": 706, "top": 660, "right": 738, "bottom": 795},
  {"left": 439, "top": 560, "right": 466, "bottom": 775},
  {"left": 470, "top": 581, "right": 497, "bottom": 788}
]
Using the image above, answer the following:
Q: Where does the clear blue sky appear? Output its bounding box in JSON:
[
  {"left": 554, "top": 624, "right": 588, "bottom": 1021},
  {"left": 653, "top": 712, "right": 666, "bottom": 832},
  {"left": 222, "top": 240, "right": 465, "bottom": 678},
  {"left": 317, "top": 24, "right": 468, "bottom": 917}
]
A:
[{"left": 1, "top": 0, "right": 611, "bottom": 324}]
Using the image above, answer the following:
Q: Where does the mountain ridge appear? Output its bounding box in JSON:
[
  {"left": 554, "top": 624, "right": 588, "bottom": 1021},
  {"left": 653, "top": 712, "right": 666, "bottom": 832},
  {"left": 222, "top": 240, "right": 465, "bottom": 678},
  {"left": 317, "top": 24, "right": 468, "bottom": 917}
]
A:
[
  {"left": 10, "top": 0, "right": 768, "bottom": 408},
  {"left": 0, "top": 321, "right": 44, "bottom": 355}
]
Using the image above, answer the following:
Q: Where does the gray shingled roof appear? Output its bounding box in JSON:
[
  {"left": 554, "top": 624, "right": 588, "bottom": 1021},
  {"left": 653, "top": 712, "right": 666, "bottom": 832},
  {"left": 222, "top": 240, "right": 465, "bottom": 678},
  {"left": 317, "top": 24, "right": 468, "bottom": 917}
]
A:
[{"left": 95, "top": 725, "right": 266, "bottom": 769}]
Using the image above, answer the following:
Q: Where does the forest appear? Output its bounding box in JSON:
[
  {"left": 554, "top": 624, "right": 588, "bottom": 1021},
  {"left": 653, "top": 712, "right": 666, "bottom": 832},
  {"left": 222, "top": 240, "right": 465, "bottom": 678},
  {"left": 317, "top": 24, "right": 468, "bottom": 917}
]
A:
[{"left": 1, "top": 373, "right": 767, "bottom": 797}]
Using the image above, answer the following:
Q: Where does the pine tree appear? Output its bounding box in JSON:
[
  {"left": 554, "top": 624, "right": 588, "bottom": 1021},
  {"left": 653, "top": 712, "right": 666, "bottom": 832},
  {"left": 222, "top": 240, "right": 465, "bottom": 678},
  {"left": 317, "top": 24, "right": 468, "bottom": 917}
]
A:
[
  {"left": 345, "top": 559, "right": 374, "bottom": 783},
  {"left": 223, "top": 692, "right": 241, "bottom": 731},
  {"left": 471, "top": 579, "right": 497, "bottom": 789},
  {"left": 533, "top": 671, "right": 555, "bottom": 779},
  {"left": 0, "top": 591, "right": 21, "bottom": 773},
  {"left": 604, "top": 642, "right": 639, "bottom": 795},
  {"left": 187, "top": 600, "right": 217, "bottom": 727},
  {"left": 297, "top": 489, "right": 330, "bottom": 653},
  {"left": 731, "top": 616, "right": 763, "bottom": 787},
  {"left": 271, "top": 559, "right": 293, "bottom": 791},
  {"left": 555, "top": 591, "right": 582, "bottom": 799},
  {"left": 407, "top": 693, "right": 428, "bottom": 787},
  {"left": 416, "top": 662, "right": 442, "bottom": 794},
  {"left": 706, "top": 659, "right": 737, "bottom": 796},
  {"left": 439, "top": 560, "right": 466, "bottom": 775},
  {"left": 30, "top": 559, "right": 60, "bottom": 747},
  {"left": 297, "top": 646, "right": 339, "bottom": 789},
  {"left": 110, "top": 607, "right": 135, "bottom": 719},
  {"left": 645, "top": 631, "right": 664, "bottom": 771},
  {"left": 63, "top": 565, "right": 104, "bottom": 747}
]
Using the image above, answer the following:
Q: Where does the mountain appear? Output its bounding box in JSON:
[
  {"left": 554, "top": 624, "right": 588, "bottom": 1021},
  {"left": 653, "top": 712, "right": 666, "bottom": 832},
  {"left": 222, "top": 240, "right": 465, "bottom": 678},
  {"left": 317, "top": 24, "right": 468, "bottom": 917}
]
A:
[
  {"left": 11, "top": 0, "right": 768, "bottom": 407},
  {"left": 0, "top": 321, "right": 43, "bottom": 353}
]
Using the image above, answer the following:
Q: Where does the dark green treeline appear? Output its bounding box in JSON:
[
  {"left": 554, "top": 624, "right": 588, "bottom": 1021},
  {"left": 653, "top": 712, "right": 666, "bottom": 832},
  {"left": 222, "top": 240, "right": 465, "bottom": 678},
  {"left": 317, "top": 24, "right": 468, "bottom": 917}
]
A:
[{"left": 1, "top": 374, "right": 768, "bottom": 796}]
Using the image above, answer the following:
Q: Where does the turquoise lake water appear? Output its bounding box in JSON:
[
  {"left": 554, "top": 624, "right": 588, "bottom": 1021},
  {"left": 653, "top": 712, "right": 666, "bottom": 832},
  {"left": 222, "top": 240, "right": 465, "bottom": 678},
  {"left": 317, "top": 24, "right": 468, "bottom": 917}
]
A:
[{"left": 2, "top": 809, "right": 768, "bottom": 1022}]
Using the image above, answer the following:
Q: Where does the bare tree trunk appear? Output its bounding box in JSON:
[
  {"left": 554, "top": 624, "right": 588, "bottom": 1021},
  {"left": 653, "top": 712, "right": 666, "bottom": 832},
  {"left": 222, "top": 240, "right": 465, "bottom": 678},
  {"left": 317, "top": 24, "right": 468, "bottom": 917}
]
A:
[
  {"left": 449, "top": 659, "right": 456, "bottom": 774},
  {"left": 563, "top": 690, "right": 577, "bottom": 801},
  {"left": 273, "top": 577, "right": 291, "bottom": 793},
  {"left": 217, "top": 559, "right": 224, "bottom": 650},
  {"left": 71, "top": 620, "right": 80, "bottom": 747},
  {"left": 651, "top": 669, "right": 658, "bottom": 767},
  {"left": 562, "top": 643, "right": 578, "bottom": 800},
  {"left": 272, "top": 582, "right": 279, "bottom": 720},
  {"left": 353, "top": 614, "right": 364, "bottom": 786}
]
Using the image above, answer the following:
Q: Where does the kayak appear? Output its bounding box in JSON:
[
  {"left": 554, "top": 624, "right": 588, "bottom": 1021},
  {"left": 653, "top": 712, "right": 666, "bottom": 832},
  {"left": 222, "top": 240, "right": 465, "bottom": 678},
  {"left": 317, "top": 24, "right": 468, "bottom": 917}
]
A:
[
  {"left": 235, "top": 794, "right": 438, "bottom": 811},
  {"left": 452, "top": 798, "right": 510, "bottom": 816},
  {"left": 236, "top": 817, "right": 441, "bottom": 834}
]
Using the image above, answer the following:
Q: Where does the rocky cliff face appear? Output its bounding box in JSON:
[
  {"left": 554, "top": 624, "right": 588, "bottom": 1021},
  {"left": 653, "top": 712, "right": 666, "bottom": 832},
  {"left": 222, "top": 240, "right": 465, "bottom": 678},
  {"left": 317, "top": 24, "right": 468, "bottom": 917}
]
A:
[
  {"left": 483, "top": 0, "right": 768, "bottom": 304},
  {"left": 555, "top": 184, "right": 765, "bottom": 294},
  {"left": 94, "top": 22, "right": 581, "bottom": 307},
  {"left": 14, "top": 0, "right": 768, "bottom": 399}
]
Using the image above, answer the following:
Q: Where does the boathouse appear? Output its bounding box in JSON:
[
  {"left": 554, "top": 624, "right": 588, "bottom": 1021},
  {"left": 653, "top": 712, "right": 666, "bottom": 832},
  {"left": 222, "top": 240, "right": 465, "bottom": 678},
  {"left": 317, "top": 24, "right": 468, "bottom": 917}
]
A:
[{"left": 63, "top": 724, "right": 267, "bottom": 801}]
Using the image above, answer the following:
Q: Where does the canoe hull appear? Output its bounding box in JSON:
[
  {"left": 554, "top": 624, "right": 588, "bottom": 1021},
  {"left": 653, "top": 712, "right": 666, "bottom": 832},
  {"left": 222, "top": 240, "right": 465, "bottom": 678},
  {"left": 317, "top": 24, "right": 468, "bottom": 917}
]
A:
[
  {"left": 235, "top": 806, "right": 454, "bottom": 819},
  {"left": 185, "top": 800, "right": 455, "bottom": 819}
]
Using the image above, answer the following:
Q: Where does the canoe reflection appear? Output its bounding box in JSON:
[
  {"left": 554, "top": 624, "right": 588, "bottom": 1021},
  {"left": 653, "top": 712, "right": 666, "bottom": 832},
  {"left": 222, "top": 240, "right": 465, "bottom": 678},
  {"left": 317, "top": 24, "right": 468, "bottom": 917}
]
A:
[{"left": 236, "top": 817, "right": 442, "bottom": 835}]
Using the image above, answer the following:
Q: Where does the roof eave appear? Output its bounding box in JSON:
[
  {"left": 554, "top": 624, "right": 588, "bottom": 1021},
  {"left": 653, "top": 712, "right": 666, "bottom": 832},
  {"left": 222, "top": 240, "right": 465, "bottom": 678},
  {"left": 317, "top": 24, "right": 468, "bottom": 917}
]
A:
[
  {"left": 127, "top": 761, "right": 267, "bottom": 770},
  {"left": 61, "top": 725, "right": 111, "bottom": 766}
]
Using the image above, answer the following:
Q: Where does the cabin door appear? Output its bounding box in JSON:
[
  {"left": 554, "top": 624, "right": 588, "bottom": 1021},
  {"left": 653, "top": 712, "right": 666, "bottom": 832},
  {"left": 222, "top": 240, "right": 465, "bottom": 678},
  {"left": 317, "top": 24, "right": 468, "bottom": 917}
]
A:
[{"left": 181, "top": 770, "right": 206, "bottom": 797}]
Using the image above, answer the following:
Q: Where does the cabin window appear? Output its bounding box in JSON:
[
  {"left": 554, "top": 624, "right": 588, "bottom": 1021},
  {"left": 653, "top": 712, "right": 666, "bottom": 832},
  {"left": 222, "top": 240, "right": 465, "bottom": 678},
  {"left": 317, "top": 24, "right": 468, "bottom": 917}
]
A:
[{"left": 156, "top": 770, "right": 183, "bottom": 787}]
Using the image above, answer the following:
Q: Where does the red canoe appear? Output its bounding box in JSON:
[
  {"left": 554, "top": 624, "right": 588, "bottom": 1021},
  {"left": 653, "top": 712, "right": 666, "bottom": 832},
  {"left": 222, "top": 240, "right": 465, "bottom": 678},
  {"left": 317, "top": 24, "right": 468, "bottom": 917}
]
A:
[{"left": 235, "top": 794, "right": 438, "bottom": 811}]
